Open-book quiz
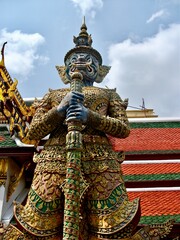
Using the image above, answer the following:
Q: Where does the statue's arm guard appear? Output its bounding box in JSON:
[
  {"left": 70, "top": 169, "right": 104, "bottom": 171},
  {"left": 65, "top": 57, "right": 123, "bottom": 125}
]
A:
[
  {"left": 87, "top": 90, "right": 130, "bottom": 138},
  {"left": 26, "top": 92, "right": 65, "bottom": 141}
]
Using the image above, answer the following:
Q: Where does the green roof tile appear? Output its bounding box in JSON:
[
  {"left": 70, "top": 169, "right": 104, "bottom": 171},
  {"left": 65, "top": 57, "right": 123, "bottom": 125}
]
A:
[
  {"left": 139, "top": 214, "right": 180, "bottom": 224},
  {"left": 130, "top": 121, "right": 180, "bottom": 129},
  {"left": 124, "top": 173, "right": 180, "bottom": 182},
  {"left": 0, "top": 127, "right": 17, "bottom": 147},
  {"left": 125, "top": 150, "right": 180, "bottom": 155}
]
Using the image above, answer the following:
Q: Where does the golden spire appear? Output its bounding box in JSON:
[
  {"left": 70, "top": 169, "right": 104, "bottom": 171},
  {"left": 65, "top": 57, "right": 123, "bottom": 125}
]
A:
[
  {"left": 64, "top": 19, "right": 102, "bottom": 64},
  {"left": 79, "top": 16, "right": 88, "bottom": 37},
  {"left": 0, "top": 42, "right": 7, "bottom": 67},
  {"left": 73, "top": 16, "right": 92, "bottom": 47}
]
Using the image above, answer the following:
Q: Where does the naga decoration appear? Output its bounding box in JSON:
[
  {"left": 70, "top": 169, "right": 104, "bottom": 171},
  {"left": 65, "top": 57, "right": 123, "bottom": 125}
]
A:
[
  {"left": 0, "top": 42, "right": 37, "bottom": 145},
  {"left": 1, "top": 19, "right": 175, "bottom": 240}
]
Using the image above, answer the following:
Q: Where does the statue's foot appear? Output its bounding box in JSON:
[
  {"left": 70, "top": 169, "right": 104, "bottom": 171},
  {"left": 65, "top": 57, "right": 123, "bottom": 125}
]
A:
[
  {"left": 1, "top": 224, "right": 24, "bottom": 240},
  {"left": 132, "top": 219, "right": 174, "bottom": 240},
  {"left": 1, "top": 224, "right": 62, "bottom": 240}
]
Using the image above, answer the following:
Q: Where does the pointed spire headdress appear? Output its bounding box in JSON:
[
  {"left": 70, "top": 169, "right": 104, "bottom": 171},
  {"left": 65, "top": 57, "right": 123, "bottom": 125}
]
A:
[
  {"left": 56, "top": 18, "right": 110, "bottom": 84},
  {"left": 64, "top": 17, "right": 102, "bottom": 65}
]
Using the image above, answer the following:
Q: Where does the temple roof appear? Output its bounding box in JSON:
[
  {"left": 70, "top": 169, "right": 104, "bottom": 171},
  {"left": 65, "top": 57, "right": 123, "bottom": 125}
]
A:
[
  {"left": 109, "top": 119, "right": 180, "bottom": 156},
  {"left": 109, "top": 118, "right": 180, "bottom": 231},
  {"left": 128, "top": 190, "right": 180, "bottom": 224},
  {"left": 123, "top": 160, "right": 180, "bottom": 225}
]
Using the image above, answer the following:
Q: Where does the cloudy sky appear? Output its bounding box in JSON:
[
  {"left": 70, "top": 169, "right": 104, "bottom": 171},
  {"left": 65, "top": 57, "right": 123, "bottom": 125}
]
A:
[{"left": 0, "top": 0, "right": 180, "bottom": 117}]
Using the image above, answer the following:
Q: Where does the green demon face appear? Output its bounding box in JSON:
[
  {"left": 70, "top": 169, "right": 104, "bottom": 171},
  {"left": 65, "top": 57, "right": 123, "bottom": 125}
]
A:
[{"left": 65, "top": 52, "right": 99, "bottom": 85}]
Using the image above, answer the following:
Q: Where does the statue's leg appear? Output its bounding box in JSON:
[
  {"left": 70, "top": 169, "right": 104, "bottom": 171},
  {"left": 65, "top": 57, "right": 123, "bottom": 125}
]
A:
[
  {"left": 13, "top": 170, "right": 65, "bottom": 238},
  {"left": 85, "top": 171, "right": 140, "bottom": 240}
]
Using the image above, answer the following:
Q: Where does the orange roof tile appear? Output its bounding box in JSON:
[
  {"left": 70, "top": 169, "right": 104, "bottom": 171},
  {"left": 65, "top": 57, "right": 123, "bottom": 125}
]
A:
[
  {"left": 122, "top": 163, "right": 180, "bottom": 175},
  {"left": 109, "top": 128, "right": 180, "bottom": 152},
  {"left": 128, "top": 191, "right": 180, "bottom": 216}
]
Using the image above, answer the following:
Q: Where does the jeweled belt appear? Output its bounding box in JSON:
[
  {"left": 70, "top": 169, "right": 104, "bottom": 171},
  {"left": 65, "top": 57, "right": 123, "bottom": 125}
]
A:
[{"left": 46, "top": 134, "right": 109, "bottom": 146}]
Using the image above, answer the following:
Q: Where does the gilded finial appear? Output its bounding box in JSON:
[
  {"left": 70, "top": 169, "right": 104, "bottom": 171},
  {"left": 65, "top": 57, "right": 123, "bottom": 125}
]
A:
[
  {"left": 73, "top": 17, "right": 92, "bottom": 47},
  {"left": 79, "top": 16, "right": 88, "bottom": 37},
  {"left": 0, "top": 42, "right": 7, "bottom": 67},
  {"left": 65, "top": 19, "right": 102, "bottom": 64}
]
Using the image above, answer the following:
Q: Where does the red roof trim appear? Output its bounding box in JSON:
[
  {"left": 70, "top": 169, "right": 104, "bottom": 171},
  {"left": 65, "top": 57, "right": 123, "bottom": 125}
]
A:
[
  {"left": 109, "top": 128, "right": 180, "bottom": 152},
  {"left": 122, "top": 163, "right": 180, "bottom": 175},
  {"left": 128, "top": 191, "right": 180, "bottom": 216}
]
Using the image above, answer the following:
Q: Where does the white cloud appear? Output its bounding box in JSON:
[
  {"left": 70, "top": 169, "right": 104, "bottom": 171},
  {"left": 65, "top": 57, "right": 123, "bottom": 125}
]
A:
[
  {"left": 0, "top": 29, "right": 49, "bottom": 79},
  {"left": 106, "top": 24, "right": 180, "bottom": 117},
  {"left": 146, "top": 9, "right": 168, "bottom": 23},
  {"left": 70, "top": 0, "right": 103, "bottom": 18}
]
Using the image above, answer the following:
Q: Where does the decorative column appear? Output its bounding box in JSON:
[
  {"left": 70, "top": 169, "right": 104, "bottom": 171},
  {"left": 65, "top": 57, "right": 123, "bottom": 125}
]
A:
[{"left": 0, "top": 158, "right": 8, "bottom": 221}]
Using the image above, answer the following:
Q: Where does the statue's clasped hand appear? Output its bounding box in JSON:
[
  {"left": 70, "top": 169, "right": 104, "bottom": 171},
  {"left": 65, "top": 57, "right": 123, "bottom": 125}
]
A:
[
  {"left": 57, "top": 91, "right": 88, "bottom": 123},
  {"left": 66, "top": 91, "right": 88, "bottom": 123},
  {"left": 66, "top": 102, "right": 88, "bottom": 123}
]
